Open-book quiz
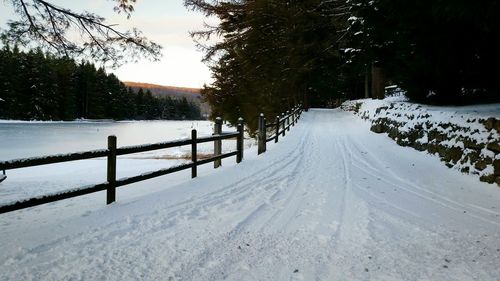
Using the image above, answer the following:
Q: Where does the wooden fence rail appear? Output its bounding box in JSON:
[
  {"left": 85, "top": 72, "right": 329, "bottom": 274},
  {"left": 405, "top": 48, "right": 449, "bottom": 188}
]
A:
[
  {"left": 0, "top": 118, "right": 244, "bottom": 214},
  {"left": 258, "top": 105, "right": 303, "bottom": 154}
]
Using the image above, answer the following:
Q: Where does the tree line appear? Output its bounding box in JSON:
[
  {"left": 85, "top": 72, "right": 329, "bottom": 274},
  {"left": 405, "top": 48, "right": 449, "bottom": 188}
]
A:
[
  {"left": 0, "top": 46, "right": 202, "bottom": 121},
  {"left": 185, "top": 0, "right": 500, "bottom": 131}
]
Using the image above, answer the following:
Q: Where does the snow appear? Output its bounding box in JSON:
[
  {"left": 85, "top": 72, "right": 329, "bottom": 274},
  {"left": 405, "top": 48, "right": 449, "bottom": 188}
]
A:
[
  {"left": 344, "top": 98, "right": 500, "bottom": 144},
  {"left": 1, "top": 109, "right": 500, "bottom": 280},
  {"left": 342, "top": 98, "right": 500, "bottom": 179}
]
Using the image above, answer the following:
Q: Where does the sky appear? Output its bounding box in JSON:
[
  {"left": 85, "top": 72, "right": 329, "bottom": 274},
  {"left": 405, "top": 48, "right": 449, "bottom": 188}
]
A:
[{"left": 0, "top": 0, "right": 213, "bottom": 88}]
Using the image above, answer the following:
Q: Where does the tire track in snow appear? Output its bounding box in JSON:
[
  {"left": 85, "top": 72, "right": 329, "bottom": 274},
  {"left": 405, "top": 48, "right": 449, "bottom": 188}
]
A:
[
  {"left": 2, "top": 109, "right": 500, "bottom": 281},
  {"left": 345, "top": 138, "right": 500, "bottom": 228},
  {"left": 178, "top": 111, "right": 353, "bottom": 280},
  {"left": 170, "top": 123, "right": 315, "bottom": 279},
  {"left": 0, "top": 123, "right": 312, "bottom": 281}
]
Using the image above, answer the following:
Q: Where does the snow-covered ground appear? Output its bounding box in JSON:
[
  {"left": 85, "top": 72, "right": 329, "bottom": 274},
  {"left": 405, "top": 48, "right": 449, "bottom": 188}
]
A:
[{"left": 1, "top": 109, "right": 500, "bottom": 280}]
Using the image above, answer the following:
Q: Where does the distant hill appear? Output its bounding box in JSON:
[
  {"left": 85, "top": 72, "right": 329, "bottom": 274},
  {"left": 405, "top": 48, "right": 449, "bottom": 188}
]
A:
[
  {"left": 123, "top": 81, "right": 210, "bottom": 116},
  {"left": 123, "top": 82, "right": 200, "bottom": 96}
]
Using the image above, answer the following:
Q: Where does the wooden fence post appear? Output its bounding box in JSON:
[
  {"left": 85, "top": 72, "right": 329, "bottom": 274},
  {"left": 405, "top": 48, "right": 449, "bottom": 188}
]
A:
[
  {"left": 257, "top": 114, "right": 266, "bottom": 154},
  {"left": 214, "top": 117, "right": 222, "bottom": 168},
  {"left": 237, "top": 117, "right": 244, "bottom": 162},
  {"left": 281, "top": 113, "right": 286, "bottom": 137},
  {"left": 191, "top": 129, "right": 197, "bottom": 178},
  {"left": 292, "top": 107, "right": 296, "bottom": 126},
  {"left": 286, "top": 110, "right": 291, "bottom": 131},
  {"left": 275, "top": 116, "right": 280, "bottom": 143},
  {"left": 107, "top": 135, "right": 117, "bottom": 205}
]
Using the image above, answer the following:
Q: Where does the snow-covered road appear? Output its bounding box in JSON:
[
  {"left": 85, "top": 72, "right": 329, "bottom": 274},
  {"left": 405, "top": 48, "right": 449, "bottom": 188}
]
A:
[{"left": 1, "top": 109, "right": 500, "bottom": 280}]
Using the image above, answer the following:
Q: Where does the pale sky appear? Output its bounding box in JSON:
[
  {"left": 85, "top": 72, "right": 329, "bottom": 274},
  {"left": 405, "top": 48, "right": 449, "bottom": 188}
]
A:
[{"left": 0, "top": 0, "right": 213, "bottom": 88}]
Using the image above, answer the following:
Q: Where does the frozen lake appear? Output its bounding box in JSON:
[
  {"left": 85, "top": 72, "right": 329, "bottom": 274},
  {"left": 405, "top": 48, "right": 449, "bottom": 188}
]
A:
[
  {"left": 0, "top": 120, "right": 254, "bottom": 204},
  {"left": 0, "top": 120, "right": 230, "bottom": 160}
]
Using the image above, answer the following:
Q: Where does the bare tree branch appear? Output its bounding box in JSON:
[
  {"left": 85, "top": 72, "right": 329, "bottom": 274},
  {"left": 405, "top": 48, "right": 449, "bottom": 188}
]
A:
[{"left": 1, "top": 0, "right": 162, "bottom": 67}]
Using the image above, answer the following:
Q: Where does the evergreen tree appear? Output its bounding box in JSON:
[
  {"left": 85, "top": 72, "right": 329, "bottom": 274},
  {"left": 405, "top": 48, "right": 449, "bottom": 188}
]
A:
[
  {"left": 349, "top": 0, "right": 500, "bottom": 104},
  {"left": 0, "top": 47, "right": 203, "bottom": 121},
  {"left": 186, "top": 0, "right": 355, "bottom": 131}
]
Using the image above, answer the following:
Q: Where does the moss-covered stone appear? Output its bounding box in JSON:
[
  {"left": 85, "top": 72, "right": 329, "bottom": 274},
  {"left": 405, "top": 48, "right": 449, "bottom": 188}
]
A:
[
  {"left": 435, "top": 133, "right": 447, "bottom": 142},
  {"left": 486, "top": 142, "right": 500, "bottom": 154},
  {"left": 437, "top": 145, "right": 448, "bottom": 158},
  {"left": 427, "top": 144, "right": 439, "bottom": 154},
  {"left": 375, "top": 106, "right": 388, "bottom": 114},
  {"left": 480, "top": 174, "right": 495, "bottom": 184},
  {"left": 466, "top": 151, "right": 481, "bottom": 164},
  {"left": 475, "top": 160, "right": 488, "bottom": 171},
  {"left": 438, "top": 146, "right": 463, "bottom": 163},
  {"left": 448, "top": 147, "right": 464, "bottom": 163},
  {"left": 406, "top": 130, "right": 420, "bottom": 144},
  {"left": 413, "top": 142, "right": 428, "bottom": 151},
  {"left": 494, "top": 159, "right": 500, "bottom": 176},
  {"left": 496, "top": 120, "right": 500, "bottom": 133},
  {"left": 370, "top": 123, "right": 384, "bottom": 134},
  {"left": 463, "top": 138, "right": 485, "bottom": 150},
  {"left": 483, "top": 117, "right": 498, "bottom": 132},
  {"left": 439, "top": 123, "right": 451, "bottom": 129},
  {"left": 396, "top": 138, "right": 410, "bottom": 147},
  {"left": 388, "top": 127, "right": 398, "bottom": 139}
]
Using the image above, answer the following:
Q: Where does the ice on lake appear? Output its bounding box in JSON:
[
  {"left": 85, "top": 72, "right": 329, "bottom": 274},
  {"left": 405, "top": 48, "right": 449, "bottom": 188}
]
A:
[
  {"left": 0, "top": 120, "right": 252, "bottom": 204},
  {"left": 0, "top": 120, "right": 229, "bottom": 160}
]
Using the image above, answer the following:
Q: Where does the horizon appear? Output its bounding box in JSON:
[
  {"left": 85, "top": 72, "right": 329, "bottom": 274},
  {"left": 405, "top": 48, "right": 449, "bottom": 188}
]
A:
[{"left": 123, "top": 81, "right": 201, "bottom": 91}]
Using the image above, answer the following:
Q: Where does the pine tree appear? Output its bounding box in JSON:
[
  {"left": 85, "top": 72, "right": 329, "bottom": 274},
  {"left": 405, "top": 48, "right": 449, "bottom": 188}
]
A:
[
  {"left": 0, "top": 47, "right": 203, "bottom": 121},
  {"left": 186, "top": 0, "right": 354, "bottom": 131},
  {"left": 349, "top": 0, "right": 500, "bottom": 104}
]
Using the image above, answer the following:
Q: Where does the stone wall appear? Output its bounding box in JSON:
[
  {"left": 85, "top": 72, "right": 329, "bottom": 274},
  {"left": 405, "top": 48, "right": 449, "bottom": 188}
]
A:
[{"left": 343, "top": 101, "right": 500, "bottom": 186}]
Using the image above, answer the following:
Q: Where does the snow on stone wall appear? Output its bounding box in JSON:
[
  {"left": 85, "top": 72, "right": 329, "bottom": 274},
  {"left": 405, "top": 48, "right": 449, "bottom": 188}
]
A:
[{"left": 342, "top": 99, "right": 500, "bottom": 186}]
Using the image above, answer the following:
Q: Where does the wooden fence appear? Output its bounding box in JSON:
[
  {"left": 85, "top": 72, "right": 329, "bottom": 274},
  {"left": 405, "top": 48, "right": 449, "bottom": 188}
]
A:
[
  {"left": 0, "top": 106, "right": 302, "bottom": 214},
  {"left": 0, "top": 118, "right": 243, "bottom": 214},
  {"left": 257, "top": 105, "right": 303, "bottom": 154}
]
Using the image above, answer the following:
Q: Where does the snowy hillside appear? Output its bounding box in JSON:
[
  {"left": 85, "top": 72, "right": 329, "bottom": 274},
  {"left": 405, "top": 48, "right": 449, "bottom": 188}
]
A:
[
  {"left": 342, "top": 98, "right": 500, "bottom": 185},
  {"left": 1, "top": 109, "right": 499, "bottom": 280}
]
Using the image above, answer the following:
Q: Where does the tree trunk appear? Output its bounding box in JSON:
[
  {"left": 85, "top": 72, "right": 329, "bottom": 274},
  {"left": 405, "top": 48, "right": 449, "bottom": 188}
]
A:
[
  {"left": 371, "top": 64, "right": 385, "bottom": 99},
  {"left": 365, "top": 65, "right": 370, "bottom": 98}
]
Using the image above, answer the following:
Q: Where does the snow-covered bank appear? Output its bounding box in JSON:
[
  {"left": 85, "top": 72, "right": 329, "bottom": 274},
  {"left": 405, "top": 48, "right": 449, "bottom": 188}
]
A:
[
  {"left": 1, "top": 109, "right": 499, "bottom": 280},
  {"left": 342, "top": 99, "right": 500, "bottom": 185}
]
